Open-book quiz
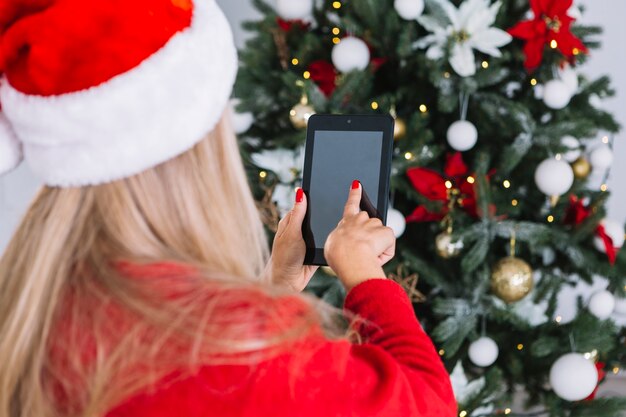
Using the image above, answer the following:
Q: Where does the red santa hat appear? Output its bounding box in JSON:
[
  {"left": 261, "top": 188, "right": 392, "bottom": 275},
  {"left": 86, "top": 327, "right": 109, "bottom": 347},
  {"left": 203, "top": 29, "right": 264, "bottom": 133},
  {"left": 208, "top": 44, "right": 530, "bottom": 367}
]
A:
[{"left": 0, "top": 0, "right": 237, "bottom": 187}]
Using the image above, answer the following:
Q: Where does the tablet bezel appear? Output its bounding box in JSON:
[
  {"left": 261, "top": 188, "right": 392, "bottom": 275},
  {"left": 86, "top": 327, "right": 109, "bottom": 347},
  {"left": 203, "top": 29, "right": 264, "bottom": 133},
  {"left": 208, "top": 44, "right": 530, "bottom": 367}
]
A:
[{"left": 301, "top": 114, "right": 395, "bottom": 266}]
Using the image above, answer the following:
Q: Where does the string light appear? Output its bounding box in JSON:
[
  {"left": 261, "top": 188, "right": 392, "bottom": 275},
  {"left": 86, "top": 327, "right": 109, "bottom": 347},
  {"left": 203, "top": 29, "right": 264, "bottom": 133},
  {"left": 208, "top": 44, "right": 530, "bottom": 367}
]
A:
[
  {"left": 613, "top": 366, "right": 620, "bottom": 374},
  {"left": 332, "top": 37, "right": 341, "bottom": 44},
  {"left": 371, "top": 101, "right": 379, "bottom": 110},
  {"left": 259, "top": 171, "right": 267, "bottom": 179},
  {"left": 550, "top": 40, "right": 558, "bottom": 49},
  {"left": 511, "top": 199, "right": 518, "bottom": 207},
  {"left": 573, "top": 48, "right": 580, "bottom": 55},
  {"left": 555, "top": 315, "right": 562, "bottom": 323},
  {"left": 332, "top": 1, "right": 342, "bottom": 9},
  {"left": 547, "top": 215, "right": 555, "bottom": 223},
  {"left": 404, "top": 152, "right": 413, "bottom": 160},
  {"left": 517, "top": 343, "right": 524, "bottom": 350},
  {"left": 303, "top": 71, "right": 311, "bottom": 79},
  {"left": 419, "top": 104, "right": 428, "bottom": 113},
  {"left": 602, "top": 136, "right": 609, "bottom": 144},
  {"left": 459, "top": 411, "right": 468, "bottom": 417},
  {"left": 291, "top": 58, "right": 299, "bottom": 66},
  {"left": 503, "top": 180, "right": 511, "bottom": 188},
  {"left": 555, "top": 153, "right": 562, "bottom": 161},
  {"left": 467, "top": 176, "right": 475, "bottom": 184},
  {"left": 438, "top": 349, "right": 445, "bottom": 356},
  {"left": 504, "top": 408, "right": 512, "bottom": 415},
  {"left": 444, "top": 72, "right": 451, "bottom": 78},
  {"left": 445, "top": 181, "right": 453, "bottom": 189},
  {"left": 332, "top": 27, "right": 340, "bottom": 35},
  {"left": 481, "top": 61, "right": 489, "bottom": 69},
  {"left": 600, "top": 184, "right": 608, "bottom": 192},
  {"left": 530, "top": 78, "right": 538, "bottom": 86}
]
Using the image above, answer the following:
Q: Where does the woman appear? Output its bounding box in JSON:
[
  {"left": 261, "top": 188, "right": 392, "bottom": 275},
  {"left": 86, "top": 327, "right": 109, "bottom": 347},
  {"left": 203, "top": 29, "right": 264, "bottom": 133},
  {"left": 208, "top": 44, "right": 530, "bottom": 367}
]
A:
[{"left": 0, "top": 0, "right": 456, "bottom": 416}]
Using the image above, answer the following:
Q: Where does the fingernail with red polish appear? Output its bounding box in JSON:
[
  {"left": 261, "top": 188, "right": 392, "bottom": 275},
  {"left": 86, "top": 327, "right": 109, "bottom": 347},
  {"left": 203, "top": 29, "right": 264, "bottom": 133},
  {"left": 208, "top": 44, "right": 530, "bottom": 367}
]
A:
[
  {"left": 295, "top": 188, "right": 304, "bottom": 203},
  {"left": 351, "top": 180, "right": 360, "bottom": 190}
]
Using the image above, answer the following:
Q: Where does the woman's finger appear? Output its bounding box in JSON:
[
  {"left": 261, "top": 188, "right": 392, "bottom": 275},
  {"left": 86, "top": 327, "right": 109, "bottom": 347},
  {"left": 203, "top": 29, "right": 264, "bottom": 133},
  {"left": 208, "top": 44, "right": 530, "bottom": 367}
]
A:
[
  {"left": 342, "top": 180, "right": 362, "bottom": 218},
  {"left": 286, "top": 188, "right": 307, "bottom": 237}
]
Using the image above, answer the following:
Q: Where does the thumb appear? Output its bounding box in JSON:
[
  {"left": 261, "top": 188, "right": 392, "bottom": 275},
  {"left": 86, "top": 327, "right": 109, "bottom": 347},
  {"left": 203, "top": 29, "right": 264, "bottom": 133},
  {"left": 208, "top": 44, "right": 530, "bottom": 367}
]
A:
[{"left": 288, "top": 188, "right": 307, "bottom": 233}]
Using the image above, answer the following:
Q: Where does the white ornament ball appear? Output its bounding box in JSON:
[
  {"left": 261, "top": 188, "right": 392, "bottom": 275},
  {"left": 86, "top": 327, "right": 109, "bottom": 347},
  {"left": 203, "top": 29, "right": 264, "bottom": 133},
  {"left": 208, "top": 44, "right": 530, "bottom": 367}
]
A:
[
  {"left": 394, "top": 0, "right": 425, "bottom": 20},
  {"left": 549, "top": 353, "right": 598, "bottom": 401},
  {"left": 588, "top": 290, "right": 616, "bottom": 320},
  {"left": 447, "top": 120, "right": 478, "bottom": 152},
  {"left": 543, "top": 80, "right": 572, "bottom": 110},
  {"left": 534, "top": 158, "right": 574, "bottom": 196},
  {"left": 560, "top": 135, "right": 581, "bottom": 163},
  {"left": 331, "top": 37, "right": 370, "bottom": 73},
  {"left": 275, "top": 0, "right": 313, "bottom": 20},
  {"left": 589, "top": 145, "right": 614, "bottom": 170},
  {"left": 229, "top": 99, "right": 254, "bottom": 134},
  {"left": 593, "top": 219, "right": 625, "bottom": 253},
  {"left": 468, "top": 337, "right": 499, "bottom": 367},
  {"left": 386, "top": 208, "right": 406, "bottom": 238},
  {"left": 560, "top": 66, "right": 579, "bottom": 95}
]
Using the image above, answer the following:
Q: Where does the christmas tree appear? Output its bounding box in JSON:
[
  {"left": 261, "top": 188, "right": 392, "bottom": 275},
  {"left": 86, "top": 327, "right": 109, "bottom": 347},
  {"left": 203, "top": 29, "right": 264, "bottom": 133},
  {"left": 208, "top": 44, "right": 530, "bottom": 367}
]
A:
[{"left": 233, "top": 0, "right": 626, "bottom": 415}]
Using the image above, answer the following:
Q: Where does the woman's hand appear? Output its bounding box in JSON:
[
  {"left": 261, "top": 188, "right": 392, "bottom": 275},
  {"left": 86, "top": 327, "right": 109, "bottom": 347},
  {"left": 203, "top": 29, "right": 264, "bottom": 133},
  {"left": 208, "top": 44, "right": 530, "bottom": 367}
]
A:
[
  {"left": 265, "top": 188, "right": 318, "bottom": 292},
  {"left": 324, "top": 181, "right": 396, "bottom": 291}
]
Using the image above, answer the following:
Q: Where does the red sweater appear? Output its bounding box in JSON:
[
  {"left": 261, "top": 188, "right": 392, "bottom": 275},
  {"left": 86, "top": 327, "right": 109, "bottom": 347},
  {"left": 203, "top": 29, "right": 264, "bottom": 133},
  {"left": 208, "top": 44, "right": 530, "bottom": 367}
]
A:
[{"left": 102, "top": 278, "right": 456, "bottom": 417}]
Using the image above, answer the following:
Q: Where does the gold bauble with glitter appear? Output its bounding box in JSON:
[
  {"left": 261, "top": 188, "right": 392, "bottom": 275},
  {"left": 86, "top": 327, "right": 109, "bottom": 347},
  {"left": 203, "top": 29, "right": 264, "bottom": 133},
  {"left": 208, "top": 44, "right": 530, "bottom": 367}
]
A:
[
  {"left": 394, "top": 117, "right": 407, "bottom": 140},
  {"left": 435, "top": 231, "right": 464, "bottom": 258},
  {"left": 289, "top": 96, "right": 315, "bottom": 129},
  {"left": 571, "top": 157, "right": 591, "bottom": 179},
  {"left": 491, "top": 256, "right": 533, "bottom": 303}
]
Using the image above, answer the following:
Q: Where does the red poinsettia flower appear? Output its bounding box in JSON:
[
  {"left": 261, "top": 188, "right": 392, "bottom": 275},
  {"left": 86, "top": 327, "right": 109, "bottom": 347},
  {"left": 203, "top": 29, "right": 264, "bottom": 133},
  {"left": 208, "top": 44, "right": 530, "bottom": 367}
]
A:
[
  {"left": 405, "top": 153, "right": 479, "bottom": 222},
  {"left": 508, "top": 0, "right": 587, "bottom": 70},
  {"left": 564, "top": 195, "right": 619, "bottom": 265},
  {"left": 307, "top": 60, "right": 337, "bottom": 97}
]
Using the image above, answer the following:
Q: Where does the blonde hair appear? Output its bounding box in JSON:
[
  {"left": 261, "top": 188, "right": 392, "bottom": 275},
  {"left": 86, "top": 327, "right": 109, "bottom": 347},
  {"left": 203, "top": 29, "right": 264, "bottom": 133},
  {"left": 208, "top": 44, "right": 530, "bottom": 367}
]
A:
[{"left": 0, "top": 115, "right": 339, "bottom": 417}]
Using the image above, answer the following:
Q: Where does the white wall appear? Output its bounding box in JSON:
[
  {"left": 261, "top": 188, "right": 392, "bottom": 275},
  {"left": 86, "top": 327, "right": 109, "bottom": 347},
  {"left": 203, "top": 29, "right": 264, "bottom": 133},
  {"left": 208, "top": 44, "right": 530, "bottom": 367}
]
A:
[{"left": 1, "top": 0, "right": 625, "bottom": 252}]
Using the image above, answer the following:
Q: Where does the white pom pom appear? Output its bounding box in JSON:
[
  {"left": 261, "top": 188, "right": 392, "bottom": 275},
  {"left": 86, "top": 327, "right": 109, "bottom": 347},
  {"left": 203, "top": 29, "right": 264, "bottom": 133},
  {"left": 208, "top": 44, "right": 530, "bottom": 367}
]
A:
[
  {"left": 614, "top": 297, "right": 626, "bottom": 315},
  {"left": 0, "top": 114, "right": 22, "bottom": 175},
  {"left": 550, "top": 353, "right": 598, "bottom": 401},
  {"left": 594, "top": 219, "right": 625, "bottom": 253},
  {"left": 386, "top": 208, "right": 406, "bottom": 238},
  {"left": 588, "top": 290, "right": 615, "bottom": 320},
  {"left": 275, "top": 0, "right": 313, "bottom": 20},
  {"left": 543, "top": 80, "right": 572, "bottom": 109},
  {"left": 229, "top": 99, "right": 254, "bottom": 134},
  {"left": 447, "top": 120, "right": 478, "bottom": 152},
  {"left": 559, "top": 66, "right": 579, "bottom": 95},
  {"left": 589, "top": 145, "right": 613, "bottom": 170},
  {"left": 534, "top": 158, "right": 574, "bottom": 196},
  {"left": 331, "top": 37, "right": 370, "bottom": 73},
  {"left": 560, "top": 135, "right": 581, "bottom": 162},
  {"left": 468, "top": 337, "right": 499, "bottom": 367},
  {"left": 394, "top": 0, "right": 425, "bottom": 20}
]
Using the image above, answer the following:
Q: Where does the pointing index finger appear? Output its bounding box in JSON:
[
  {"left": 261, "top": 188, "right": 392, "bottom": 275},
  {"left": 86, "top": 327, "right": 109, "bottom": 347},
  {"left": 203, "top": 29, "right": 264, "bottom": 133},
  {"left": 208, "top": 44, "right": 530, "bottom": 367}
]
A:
[{"left": 343, "top": 180, "right": 362, "bottom": 218}]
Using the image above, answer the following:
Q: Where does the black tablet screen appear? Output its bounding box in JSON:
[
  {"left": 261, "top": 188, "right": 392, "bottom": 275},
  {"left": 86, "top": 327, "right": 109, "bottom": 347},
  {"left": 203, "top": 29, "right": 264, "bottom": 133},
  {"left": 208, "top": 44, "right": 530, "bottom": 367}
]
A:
[{"left": 308, "top": 130, "right": 383, "bottom": 249}]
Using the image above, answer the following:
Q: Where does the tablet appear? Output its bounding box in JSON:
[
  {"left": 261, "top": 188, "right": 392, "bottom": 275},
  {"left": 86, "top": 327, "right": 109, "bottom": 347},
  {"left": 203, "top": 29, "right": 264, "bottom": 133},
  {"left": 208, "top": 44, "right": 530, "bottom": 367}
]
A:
[{"left": 301, "top": 114, "right": 394, "bottom": 265}]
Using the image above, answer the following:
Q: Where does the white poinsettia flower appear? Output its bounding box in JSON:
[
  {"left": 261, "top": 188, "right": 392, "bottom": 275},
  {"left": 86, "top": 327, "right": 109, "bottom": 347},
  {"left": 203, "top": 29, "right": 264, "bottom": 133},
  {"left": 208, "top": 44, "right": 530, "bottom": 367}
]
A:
[
  {"left": 415, "top": 0, "right": 512, "bottom": 77},
  {"left": 251, "top": 147, "right": 304, "bottom": 183}
]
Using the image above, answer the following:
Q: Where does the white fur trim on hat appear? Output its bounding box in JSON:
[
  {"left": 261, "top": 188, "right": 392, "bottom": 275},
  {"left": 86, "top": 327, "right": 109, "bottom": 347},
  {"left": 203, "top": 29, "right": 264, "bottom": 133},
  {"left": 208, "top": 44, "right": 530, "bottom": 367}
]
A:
[
  {"left": 0, "top": 112, "right": 22, "bottom": 175},
  {"left": 0, "top": 0, "right": 237, "bottom": 187}
]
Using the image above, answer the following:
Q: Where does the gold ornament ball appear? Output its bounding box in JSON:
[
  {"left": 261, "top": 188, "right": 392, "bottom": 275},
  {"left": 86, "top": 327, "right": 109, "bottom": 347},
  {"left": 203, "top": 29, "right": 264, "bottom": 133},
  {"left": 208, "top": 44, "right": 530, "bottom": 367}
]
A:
[
  {"left": 289, "top": 103, "right": 315, "bottom": 129},
  {"left": 571, "top": 157, "right": 591, "bottom": 179},
  {"left": 321, "top": 266, "right": 337, "bottom": 277},
  {"left": 435, "top": 231, "right": 464, "bottom": 258},
  {"left": 491, "top": 256, "right": 534, "bottom": 303},
  {"left": 394, "top": 117, "right": 407, "bottom": 140}
]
